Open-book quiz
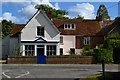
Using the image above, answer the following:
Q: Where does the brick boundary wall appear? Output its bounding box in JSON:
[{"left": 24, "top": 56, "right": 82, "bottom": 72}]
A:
[{"left": 7, "top": 56, "right": 95, "bottom": 64}]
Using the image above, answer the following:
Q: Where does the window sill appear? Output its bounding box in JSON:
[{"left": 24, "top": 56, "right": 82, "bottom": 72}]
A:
[
  {"left": 59, "top": 43, "right": 64, "bottom": 45},
  {"left": 36, "top": 36, "right": 45, "bottom": 38}
]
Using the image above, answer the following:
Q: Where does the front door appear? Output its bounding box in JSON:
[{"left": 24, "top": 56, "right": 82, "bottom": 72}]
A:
[
  {"left": 37, "top": 45, "right": 44, "bottom": 56},
  {"left": 37, "top": 45, "right": 46, "bottom": 64}
]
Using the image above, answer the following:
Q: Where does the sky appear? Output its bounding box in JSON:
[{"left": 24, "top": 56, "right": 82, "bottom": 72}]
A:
[{"left": 0, "top": 0, "right": 119, "bottom": 24}]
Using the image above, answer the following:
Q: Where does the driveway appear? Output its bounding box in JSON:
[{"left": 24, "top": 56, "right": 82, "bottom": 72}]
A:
[{"left": 1, "top": 64, "right": 119, "bottom": 79}]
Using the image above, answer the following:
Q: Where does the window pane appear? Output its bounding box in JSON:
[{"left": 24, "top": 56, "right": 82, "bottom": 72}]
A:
[
  {"left": 68, "top": 24, "right": 70, "bottom": 28},
  {"left": 25, "top": 45, "right": 35, "bottom": 56},
  {"left": 71, "top": 24, "right": 75, "bottom": 29},
  {"left": 47, "top": 45, "right": 56, "bottom": 56},
  {"left": 84, "top": 37, "right": 90, "bottom": 45},
  {"left": 60, "top": 36, "right": 63, "bottom": 43},
  {"left": 37, "top": 26, "right": 44, "bottom": 36},
  {"left": 65, "top": 24, "right": 67, "bottom": 28}
]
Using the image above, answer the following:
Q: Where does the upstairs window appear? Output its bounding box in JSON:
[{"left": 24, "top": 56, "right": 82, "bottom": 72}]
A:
[
  {"left": 60, "top": 36, "right": 63, "bottom": 43},
  {"left": 84, "top": 36, "right": 90, "bottom": 45},
  {"left": 64, "top": 24, "right": 76, "bottom": 30},
  {"left": 37, "top": 26, "right": 44, "bottom": 37}
]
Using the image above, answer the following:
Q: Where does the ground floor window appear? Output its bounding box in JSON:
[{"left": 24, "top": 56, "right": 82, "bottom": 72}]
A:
[
  {"left": 25, "top": 45, "right": 35, "bottom": 56},
  {"left": 47, "top": 45, "right": 56, "bottom": 56}
]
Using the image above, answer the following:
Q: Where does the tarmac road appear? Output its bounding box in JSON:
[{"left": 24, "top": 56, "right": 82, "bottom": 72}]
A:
[{"left": 1, "top": 64, "right": 119, "bottom": 79}]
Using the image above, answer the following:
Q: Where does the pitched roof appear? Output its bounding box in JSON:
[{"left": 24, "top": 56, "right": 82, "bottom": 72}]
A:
[
  {"left": 10, "top": 24, "right": 25, "bottom": 37},
  {"left": 10, "top": 19, "right": 114, "bottom": 37},
  {"left": 53, "top": 19, "right": 103, "bottom": 36}
]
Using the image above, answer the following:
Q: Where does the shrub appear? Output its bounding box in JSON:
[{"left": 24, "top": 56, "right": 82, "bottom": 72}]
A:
[
  {"left": 94, "top": 48, "right": 113, "bottom": 63},
  {"left": 81, "top": 50, "right": 94, "bottom": 56},
  {"left": 81, "top": 46, "right": 94, "bottom": 56}
]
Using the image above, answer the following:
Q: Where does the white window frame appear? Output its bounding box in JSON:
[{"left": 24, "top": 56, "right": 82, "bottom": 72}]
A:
[
  {"left": 64, "top": 24, "right": 76, "bottom": 30},
  {"left": 84, "top": 36, "right": 90, "bottom": 45},
  {"left": 25, "top": 45, "right": 35, "bottom": 56},
  {"left": 60, "top": 36, "right": 63, "bottom": 43},
  {"left": 36, "top": 26, "right": 44, "bottom": 37},
  {"left": 47, "top": 45, "right": 56, "bottom": 56}
]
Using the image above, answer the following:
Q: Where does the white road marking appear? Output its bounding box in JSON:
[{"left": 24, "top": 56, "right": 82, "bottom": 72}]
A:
[
  {"left": 2, "top": 71, "right": 30, "bottom": 78},
  {"left": 15, "top": 71, "right": 30, "bottom": 78},
  {"left": 2, "top": 71, "right": 11, "bottom": 78}
]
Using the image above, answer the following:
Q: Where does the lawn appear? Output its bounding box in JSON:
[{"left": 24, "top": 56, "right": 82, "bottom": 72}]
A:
[{"left": 81, "top": 72, "right": 120, "bottom": 80}]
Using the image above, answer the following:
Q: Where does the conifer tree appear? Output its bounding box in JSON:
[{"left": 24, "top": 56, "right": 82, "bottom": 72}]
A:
[{"left": 96, "top": 5, "right": 110, "bottom": 21}]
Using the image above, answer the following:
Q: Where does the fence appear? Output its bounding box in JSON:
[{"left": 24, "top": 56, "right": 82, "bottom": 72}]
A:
[{"left": 7, "top": 56, "right": 95, "bottom": 64}]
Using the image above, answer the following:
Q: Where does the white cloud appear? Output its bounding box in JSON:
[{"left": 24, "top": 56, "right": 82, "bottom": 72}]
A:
[
  {"left": 0, "top": 17, "right": 2, "bottom": 22},
  {"left": 18, "top": 5, "right": 37, "bottom": 19},
  {"left": 2, "top": 12, "right": 19, "bottom": 22},
  {"left": 69, "top": 3, "right": 95, "bottom": 19},
  {"left": 18, "top": 0, "right": 60, "bottom": 22},
  {"left": 54, "top": 3, "right": 60, "bottom": 10},
  {"left": 2, "top": 0, "right": 60, "bottom": 23}
]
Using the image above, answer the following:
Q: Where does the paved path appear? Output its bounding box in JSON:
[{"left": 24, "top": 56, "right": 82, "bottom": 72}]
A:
[{"left": 1, "top": 64, "right": 119, "bottom": 79}]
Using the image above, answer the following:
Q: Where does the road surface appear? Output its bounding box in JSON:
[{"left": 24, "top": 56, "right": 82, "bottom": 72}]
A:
[{"left": 1, "top": 64, "right": 119, "bottom": 79}]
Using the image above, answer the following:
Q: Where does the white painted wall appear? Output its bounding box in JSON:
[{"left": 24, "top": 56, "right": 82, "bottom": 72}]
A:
[
  {"left": 60, "top": 35, "right": 75, "bottom": 55},
  {"left": 21, "top": 11, "right": 59, "bottom": 42}
]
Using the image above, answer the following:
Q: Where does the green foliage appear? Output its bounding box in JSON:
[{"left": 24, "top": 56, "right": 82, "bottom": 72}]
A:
[
  {"left": 76, "top": 15, "right": 84, "bottom": 19},
  {"left": 67, "top": 50, "right": 75, "bottom": 55},
  {"left": 2, "top": 20, "right": 14, "bottom": 38},
  {"left": 107, "top": 34, "right": 120, "bottom": 48},
  {"left": 81, "top": 50, "right": 94, "bottom": 56},
  {"left": 81, "top": 46, "right": 94, "bottom": 56},
  {"left": 96, "top": 5, "right": 110, "bottom": 21},
  {"left": 94, "top": 48, "right": 113, "bottom": 63},
  {"left": 35, "top": 4, "right": 69, "bottom": 19}
]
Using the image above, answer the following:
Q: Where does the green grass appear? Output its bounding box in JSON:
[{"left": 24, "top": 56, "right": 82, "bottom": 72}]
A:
[
  {"left": 81, "top": 74, "right": 102, "bottom": 80},
  {"left": 81, "top": 72, "right": 120, "bottom": 80}
]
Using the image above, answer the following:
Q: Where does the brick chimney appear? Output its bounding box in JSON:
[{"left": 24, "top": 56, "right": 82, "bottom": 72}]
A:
[{"left": 48, "top": 8, "right": 52, "bottom": 20}]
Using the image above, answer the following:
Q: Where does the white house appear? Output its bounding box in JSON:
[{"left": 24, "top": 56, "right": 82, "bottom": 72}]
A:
[{"left": 2, "top": 10, "right": 60, "bottom": 58}]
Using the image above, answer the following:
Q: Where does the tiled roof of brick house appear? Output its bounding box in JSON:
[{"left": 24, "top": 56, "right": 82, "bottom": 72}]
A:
[
  {"left": 10, "top": 19, "right": 114, "bottom": 37},
  {"left": 53, "top": 19, "right": 106, "bottom": 36}
]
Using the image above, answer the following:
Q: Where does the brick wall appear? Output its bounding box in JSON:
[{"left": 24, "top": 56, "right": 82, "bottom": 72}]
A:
[
  {"left": 7, "top": 56, "right": 95, "bottom": 64},
  {"left": 76, "top": 36, "right": 104, "bottom": 49}
]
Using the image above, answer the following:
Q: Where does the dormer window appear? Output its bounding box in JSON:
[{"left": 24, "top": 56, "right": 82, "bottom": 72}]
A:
[
  {"left": 37, "top": 26, "right": 44, "bottom": 37},
  {"left": 64, "top": 24, "right": 76, "bottom": 30}
]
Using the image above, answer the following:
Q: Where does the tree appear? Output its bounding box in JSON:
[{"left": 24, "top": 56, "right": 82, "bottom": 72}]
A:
[
  {"left": 2, "top": 20, "right": 14, "bottom": 38},
  {"left": 114, "top": 17, "right": 120, "bottom": 27},
  {"left": 35, "top": 4, "right": 69, "bottom": 19},
  {"left": 96, "top": 5, "right": 110, "bottom": 21},
  {"left": 76, "top": 15, "right": 84, "bottom": 19}
]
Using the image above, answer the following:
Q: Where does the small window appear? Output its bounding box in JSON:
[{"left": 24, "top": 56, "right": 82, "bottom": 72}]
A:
[
  {"left": 71, "top": 24, "right": 75, "bottom": 29},
  {"left": 64, "top": 24, "right": 75, "bottom": 30},
  {"left": 60, "top": 36, "right": 63, "bottom": 43},
  {"left": 25, "top": 45, "right": 35, "bottom": 56},
  {"left": 60, "top": 48, "right": 63, "bottom": 55},
  {"left": 84, "top": 36, "right": 90, "bottom": 45},
  {"left": 37, "top": 26, "right": 44, "bottom": 36},
  {"left": 47, "top": 45, "right": 56, "bottom": 56}
]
